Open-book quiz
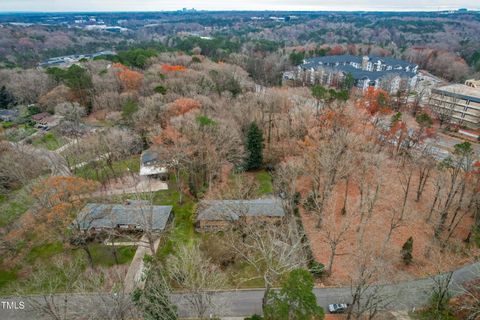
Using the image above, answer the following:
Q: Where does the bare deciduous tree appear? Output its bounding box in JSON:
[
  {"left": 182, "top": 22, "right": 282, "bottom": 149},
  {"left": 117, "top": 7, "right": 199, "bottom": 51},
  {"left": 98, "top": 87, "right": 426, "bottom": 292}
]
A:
[
  {"left": 166, "top": 242, "right": 227, "bottom": 319},
  {"left": 346, "top": 248, "right": 393, "bottom": 320},
  {"left": 225, "top": 222, "right": 306, "bottom": 310},
  {"left": 319, "top": 213, "right": 351, "bottom": 275}
]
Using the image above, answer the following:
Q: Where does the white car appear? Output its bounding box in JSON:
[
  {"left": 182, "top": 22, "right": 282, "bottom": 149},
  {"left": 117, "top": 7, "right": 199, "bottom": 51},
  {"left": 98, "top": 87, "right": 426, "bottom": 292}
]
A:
[{"left": 328, "top": 303, "right": 349, "bottom": 314}]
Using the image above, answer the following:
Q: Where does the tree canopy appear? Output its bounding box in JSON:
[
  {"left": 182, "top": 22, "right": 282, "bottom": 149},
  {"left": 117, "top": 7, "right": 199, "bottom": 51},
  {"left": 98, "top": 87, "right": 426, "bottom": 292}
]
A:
[{"left": 263, "top": 269, "right": 325, "bottom": 320}]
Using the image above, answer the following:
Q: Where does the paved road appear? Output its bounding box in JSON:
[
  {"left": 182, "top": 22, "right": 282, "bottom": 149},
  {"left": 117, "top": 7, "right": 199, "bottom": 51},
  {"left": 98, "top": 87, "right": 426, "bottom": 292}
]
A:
[{"left": 1, "top": 262, "right": 478, "bottom": 319}]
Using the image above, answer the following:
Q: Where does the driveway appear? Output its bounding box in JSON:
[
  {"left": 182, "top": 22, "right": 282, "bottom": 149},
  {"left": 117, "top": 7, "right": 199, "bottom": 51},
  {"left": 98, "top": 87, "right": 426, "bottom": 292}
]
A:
[
  {"left": 123, "top": 235, "right": 161, "bottom": 293},
  {"left": 1, "top": 262, "right": 478, "bottom": 319}
]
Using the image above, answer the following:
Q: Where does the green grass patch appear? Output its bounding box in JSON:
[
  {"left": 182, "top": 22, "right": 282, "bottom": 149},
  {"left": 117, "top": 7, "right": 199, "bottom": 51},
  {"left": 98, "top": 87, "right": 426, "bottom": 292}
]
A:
[
  {"left": 225, "top": 261, "right": 265, "bottom": 288},
  {"left": 0, "top": 192, "right": 31, "bottom": 227},
  {"left": 89, "top": 244, "right": 136, "bottom": 267},
  {"left": 255, "top": 170, "right": 273, "bottom": 195},
  {"left": 1, "top": 121, "right": 14, "bottom": 129},
  {"left": 0, "top": 269, "right": 18, "bottom": 290},
  {"left": 5, "top": 125, "right": 36, "bottom": 142},
  {"left": 32, "top": 132, "right": 64, "bottom": 151},
  {"left": 26, "top": 242, "right": 64, "bottom": 264},
  {"left": 154, "top": 188, "right": 197, "bottom": 259},
  {"left": 74, "top": 156, "right": 140, "bottom": 183}
]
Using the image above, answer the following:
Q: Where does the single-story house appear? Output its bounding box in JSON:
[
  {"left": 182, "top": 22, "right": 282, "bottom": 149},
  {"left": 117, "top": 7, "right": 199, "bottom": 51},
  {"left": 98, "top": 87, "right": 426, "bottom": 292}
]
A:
[
  {"left": 196, "top": 198, "right": 286, "bottom": 231},
  {"left": 31, "top": 112, "right": 51, "bottom": 122},
  {"left": 140, "top": 149, "right": 168, "bottom": 179},
  {"left": 74, "top": 201, "right": 173, "bottom": 232},
  {"left": 0, "top": 109, "right": 19, "bottom": 122},
  {"left": 34, "top": 115, "right": 62, "bottom": 130}
]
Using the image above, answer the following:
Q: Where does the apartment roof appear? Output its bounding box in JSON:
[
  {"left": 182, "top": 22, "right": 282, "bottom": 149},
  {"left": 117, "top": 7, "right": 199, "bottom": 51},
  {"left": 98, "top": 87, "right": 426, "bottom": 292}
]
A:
[
  {"left": 432, "top": 84, "right": 480, "bottom": 103},
  {"left": 75, "top": 203, "right": 172, "bottom": 231},
  {"left": 303, "top": 55, "right": 417, "bottom": 69},
  {"left": 336, "top": 65, "right": 415, "bottom": 82},
  {"left": 196, "top": 198, "right": 285, "bottom": 221},
  {"left": 301, "top": 55, "right": 417, "bottom": 83}
]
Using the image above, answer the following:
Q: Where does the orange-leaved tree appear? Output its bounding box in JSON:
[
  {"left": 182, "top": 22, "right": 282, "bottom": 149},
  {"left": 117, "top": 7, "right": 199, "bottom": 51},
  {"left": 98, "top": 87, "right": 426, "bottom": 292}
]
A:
[
  {"left": 168, "top": 98, "right": 201, "bottom": 117},
  {"left": 357, "top": 87, "right": 392, "bottom": 116},
  {"left": 113, "top": 63, "right": 144, "bottom": 92},
  {"left": 162, "top": 64, "right": 187, "bottom": 73},
  {"left": 31, "top": 176, "right": 99, "bottom": 241}
]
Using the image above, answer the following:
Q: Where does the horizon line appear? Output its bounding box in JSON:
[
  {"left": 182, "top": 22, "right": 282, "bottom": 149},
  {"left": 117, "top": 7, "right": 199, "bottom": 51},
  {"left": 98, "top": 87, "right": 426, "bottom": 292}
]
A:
[{"left": 0, "top": 8, "right": 479, "bottom": 14}]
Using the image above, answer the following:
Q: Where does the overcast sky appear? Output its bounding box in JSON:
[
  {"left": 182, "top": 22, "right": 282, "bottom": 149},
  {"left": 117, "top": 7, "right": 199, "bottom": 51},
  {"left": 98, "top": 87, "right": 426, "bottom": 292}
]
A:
[{"left": 0, "top": 0, "right": 478, "bottom": 12}]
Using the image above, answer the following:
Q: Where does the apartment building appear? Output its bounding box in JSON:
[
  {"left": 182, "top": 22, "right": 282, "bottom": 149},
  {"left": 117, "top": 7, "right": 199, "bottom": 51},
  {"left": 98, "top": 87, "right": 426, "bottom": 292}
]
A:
[
  {"left": 429, "top": 83, "right": 480, "bottom": 129},
  {"left": 287, "top": 55, "right": 418, "bottom": 94}
]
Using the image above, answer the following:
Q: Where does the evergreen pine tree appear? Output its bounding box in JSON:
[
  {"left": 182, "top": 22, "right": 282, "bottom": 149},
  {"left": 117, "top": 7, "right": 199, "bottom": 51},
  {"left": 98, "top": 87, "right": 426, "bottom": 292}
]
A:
[
  {"left": 245, "top": 121, "right": 264, "bottom": 170},
  {"left": 133, "top": 265, "right": 178, "bottom": 320},
  {"left": 401, "top": 236, "right": 413, "bottom": 265}
]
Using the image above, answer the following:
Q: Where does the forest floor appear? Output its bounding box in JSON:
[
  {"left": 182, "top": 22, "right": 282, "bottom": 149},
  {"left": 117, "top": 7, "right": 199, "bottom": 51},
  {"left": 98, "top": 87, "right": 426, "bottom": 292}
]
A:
[{"left": 300, "top": 153, "right": 478, "bottom": 286}]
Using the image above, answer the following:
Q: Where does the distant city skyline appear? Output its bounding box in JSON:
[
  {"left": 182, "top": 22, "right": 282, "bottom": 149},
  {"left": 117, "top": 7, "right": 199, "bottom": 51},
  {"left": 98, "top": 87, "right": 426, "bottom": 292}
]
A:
[{"left": 0, "top": 0, "right": 479, "bottom": 12}]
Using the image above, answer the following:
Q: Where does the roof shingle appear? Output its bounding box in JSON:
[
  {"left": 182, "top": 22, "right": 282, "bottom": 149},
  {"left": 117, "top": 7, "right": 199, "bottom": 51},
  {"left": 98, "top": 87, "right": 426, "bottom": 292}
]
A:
[{"left": 75, "top": 203, "right": 172, "bottom": 231}]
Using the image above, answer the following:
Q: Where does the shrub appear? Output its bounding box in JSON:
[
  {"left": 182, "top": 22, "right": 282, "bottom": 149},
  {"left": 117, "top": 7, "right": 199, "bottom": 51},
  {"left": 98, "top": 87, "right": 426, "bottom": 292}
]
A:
[
  {"left": 401, "top": 236, "right": 413, "bottom": 265},
  {"left": 154, "top": 85, "right": 167, "bottom": 95},
  {"left": 418, "top": 290, "right": 455, "bottom": 320},
  {"left": 122, "top": 99, "right": 138, "bottom": 120},
  {"left": 303, "top": 193, "right": 317, "bottom": 211},
  {"left": 309, "top": 261, "right": 325, "bottom": 279}
]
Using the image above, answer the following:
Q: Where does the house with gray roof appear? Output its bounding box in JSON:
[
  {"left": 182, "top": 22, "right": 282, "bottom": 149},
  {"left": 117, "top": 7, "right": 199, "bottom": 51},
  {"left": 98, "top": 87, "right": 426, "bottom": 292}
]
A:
[
  {"left": 0, "top": 109, "right": 19, "bottom": 122},
  {"left": 288, "top": 55, "right": 418, "bottom": 94},
  {"left": 140, "top": 148, "right": 168, "bottom": 180},
  {"left": 196, "top": 198, "right": 286, "bottom": 231},
  {"left": 74, "top": 201, "right": 172, "bottom": 232}
]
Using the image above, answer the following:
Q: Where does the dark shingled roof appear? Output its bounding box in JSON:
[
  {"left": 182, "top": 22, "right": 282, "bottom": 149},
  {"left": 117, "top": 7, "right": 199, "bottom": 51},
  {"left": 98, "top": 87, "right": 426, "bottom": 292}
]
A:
[
  {"left": 75, "top": 203, "right": 172, "bottom": 231},
  {"left": 141, "top": 149, "right": 159, "bottom": 164},
  {"left": 196, "top": 198, "right": 285, "bottom": 221},
  {"left": 335, "top": 65, "right": 416, "bottom": 81},
  {"left": 0, "top": 109, "right": 19, "bottom": 118},
  {"left": 303, "top": 55, "right": 417, "bottom": 70}
]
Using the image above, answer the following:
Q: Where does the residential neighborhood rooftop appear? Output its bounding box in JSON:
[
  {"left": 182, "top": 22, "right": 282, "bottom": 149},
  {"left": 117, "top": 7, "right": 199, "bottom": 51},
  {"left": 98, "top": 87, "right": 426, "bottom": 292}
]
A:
[
  {"left": 140, "top": 149, "right": 168, "bottom": 176},
  {"left": 141, "top": 149, "right": 160, "bottom": 165},
  {"left": 75, "top": 202, "right": 173, "bottom": 231},
  {"left": 0, "top": 108, "right": 19, "bottom": 121}
]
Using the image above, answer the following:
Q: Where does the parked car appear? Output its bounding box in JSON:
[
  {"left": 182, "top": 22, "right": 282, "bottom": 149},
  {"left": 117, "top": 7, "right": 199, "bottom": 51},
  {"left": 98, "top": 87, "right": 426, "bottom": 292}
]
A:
[{"left": 328, "top": 303, "right": 349, "bottom": 314}]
